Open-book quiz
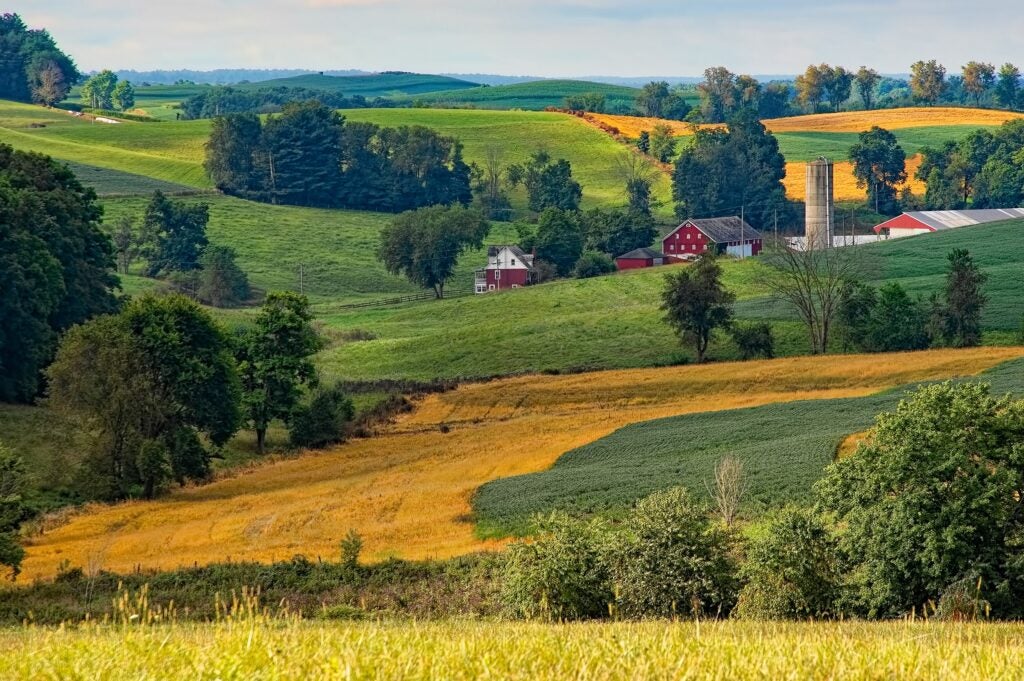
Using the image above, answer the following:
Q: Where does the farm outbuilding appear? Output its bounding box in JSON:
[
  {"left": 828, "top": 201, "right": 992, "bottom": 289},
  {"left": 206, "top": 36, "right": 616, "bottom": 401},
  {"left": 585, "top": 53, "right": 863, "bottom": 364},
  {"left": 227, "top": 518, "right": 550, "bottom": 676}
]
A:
[
  {"left": 663, "top": 217, "right": 763, "bottom": 259},
  {"left": 615, "top": 247, "right": 666, "bottom": 270},
  {"left": 874, "top": 209, "right": 1024, "bottom": 238}
]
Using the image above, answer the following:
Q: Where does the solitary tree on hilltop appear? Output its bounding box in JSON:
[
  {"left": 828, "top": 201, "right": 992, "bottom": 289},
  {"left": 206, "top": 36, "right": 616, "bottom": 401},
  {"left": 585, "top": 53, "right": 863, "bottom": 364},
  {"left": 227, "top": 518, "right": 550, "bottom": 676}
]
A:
[
  {"left": 910, "top": 60, "right": 947, "bottom": 105},
  {"left": 962, "top": 61, "right": 996, "bottom": 106},
  {"left": 661, "top": 255, "right": 735, "bottom": 363}
]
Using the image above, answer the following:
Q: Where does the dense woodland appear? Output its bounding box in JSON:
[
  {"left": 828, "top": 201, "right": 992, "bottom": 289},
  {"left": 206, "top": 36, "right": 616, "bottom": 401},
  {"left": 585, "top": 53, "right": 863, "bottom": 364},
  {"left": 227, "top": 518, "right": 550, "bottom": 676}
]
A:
[
  {"left": 205, "top": 101, "right": 472, "bottom": 211},
  {"left": 181, "top": 86, "right": 393, "bottom": 119}
]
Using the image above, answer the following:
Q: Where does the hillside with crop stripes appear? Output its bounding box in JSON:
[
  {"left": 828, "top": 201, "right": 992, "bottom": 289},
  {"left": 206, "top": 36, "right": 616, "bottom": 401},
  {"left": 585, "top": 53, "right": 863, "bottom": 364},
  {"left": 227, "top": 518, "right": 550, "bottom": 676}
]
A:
[
  {"left": 474, "top": 357, "right": 1024, "bottom": 536},
  {"left": 17, "top": 348, "right": 1023, "bottom": 579}
]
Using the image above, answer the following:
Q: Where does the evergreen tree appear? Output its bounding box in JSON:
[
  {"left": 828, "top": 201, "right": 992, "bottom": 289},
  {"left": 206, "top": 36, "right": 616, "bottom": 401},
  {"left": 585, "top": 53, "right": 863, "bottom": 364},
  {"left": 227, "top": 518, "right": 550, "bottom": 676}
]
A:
[
  {"left": 141, "top": 191, "right": 210, "bottom": 276},
  {"left": 673, "top": 109, "right": 790, "bottom": 231},
  {"left": 197, "top": 245, "right": 250, "bottom": 308},
  {"left": 935, "top": 249, "right": 988, "bottom": 347},
  {"left": 995, "top": 63, "right": 1021, "bottom": 110},
  {"left": 204, "top": 113, "right": 263, "bottom": 196},
  {"left": 261, "top": 101, "right": 344, "bottom": 206}
]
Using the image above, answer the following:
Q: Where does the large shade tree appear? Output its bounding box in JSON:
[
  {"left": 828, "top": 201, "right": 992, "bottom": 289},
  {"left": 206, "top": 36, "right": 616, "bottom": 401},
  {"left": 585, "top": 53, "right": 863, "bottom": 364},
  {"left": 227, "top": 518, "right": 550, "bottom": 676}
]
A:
[{"left": 378, "top": 205, "right": 490, "bottom": 298}]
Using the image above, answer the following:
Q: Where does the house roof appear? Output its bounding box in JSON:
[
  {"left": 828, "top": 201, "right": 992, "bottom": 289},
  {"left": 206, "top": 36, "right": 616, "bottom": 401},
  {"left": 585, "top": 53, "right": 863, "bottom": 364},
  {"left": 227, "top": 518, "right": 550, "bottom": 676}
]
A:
[
  {"left": 671, "top": 216, "right": 763, "bottom": 243},
  {"left": 889, "top": 209, "right": 1024, "bottom": 231},
  {"left": 487, "top": 245, "right": 534, "bottom": 268},
  {"left": 616, "top": 247, "right": 664, "bottom": 260}
]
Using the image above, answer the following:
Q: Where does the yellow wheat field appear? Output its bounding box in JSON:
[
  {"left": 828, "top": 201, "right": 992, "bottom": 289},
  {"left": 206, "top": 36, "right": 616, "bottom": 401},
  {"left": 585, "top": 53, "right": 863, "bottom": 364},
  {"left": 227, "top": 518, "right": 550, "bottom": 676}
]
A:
[
  {"left": 20, "top": 348, "right": 1024, "bottom": 580},
  {"left": 587, "top": 107, "right": 1024, "bottom": 139},
  {"left": 783, "top": 155, "right": 925, "bottom": 201}
]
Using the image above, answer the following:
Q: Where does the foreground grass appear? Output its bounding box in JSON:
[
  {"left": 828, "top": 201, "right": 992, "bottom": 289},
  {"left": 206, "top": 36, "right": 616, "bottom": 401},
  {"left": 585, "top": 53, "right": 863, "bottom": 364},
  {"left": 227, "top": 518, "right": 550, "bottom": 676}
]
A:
[
  {"left": 2, "top": 619, "right": 1023, "bottom": 680},
  {"left": 19, "top": 348, "right": 1021, "bottom": 579}
]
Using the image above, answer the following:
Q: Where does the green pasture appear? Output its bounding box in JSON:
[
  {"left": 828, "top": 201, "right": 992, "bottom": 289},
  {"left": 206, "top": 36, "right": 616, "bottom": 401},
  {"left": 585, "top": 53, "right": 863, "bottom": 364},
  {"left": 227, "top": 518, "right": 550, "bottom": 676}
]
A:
[
  {"left": 474, "top": 357, "right": 1024, "bottom": 537},
  {"left": 403, "top": 79, "right": 642, "bottom": 111},
  {"left": 236, "top": 72, "right": 480, "bottom": 96},
  {"left": 774, "top": 125, "right": 1002, "bottom": 162},
  {"left": 340, "top": 108, "right": 674, "bottom": 214}
]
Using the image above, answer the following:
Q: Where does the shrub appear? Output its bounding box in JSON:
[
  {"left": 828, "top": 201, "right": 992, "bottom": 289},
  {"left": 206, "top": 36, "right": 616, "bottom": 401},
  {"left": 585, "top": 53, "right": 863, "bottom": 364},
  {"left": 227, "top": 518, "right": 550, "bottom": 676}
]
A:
[
  {"left": 734, "top": 507, "right": 842, "bottom": 620},
  {"left": 573, "top": 251, "right": 616, "bottom": 279},
  {"left": 339, "top": 529, "right": 363, "bottom": 569},
  {"left": 611, "top": 487, "right": 738, "bottom": 619},
  {"left": 729, "top": 322, "right": 775, "bottom": 360},
  {"left": 289, "top": 385, "right": 355, "bottom": 449},
  {"left": 501, "top": 512, "right": 612, "bottom": 620},
  {"left": 815, "top": 382, "right": 1024, "bottom": 618}
]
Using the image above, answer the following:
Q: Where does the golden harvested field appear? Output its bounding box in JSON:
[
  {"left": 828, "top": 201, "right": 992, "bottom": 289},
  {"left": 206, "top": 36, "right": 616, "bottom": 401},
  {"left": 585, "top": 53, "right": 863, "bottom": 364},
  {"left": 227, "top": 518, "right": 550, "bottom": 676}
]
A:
[
  {"left": 587, "top": 107, "right": 1024, "bottom": 138},
  {"left": 4, "top": 618, "right": 1024, "bottom": 680},
  {"left": 783, "top": 155, "right": 925, "bottom": 201},
  {"left": 21, "top": 348, "right": 1023, "bottom": 580}
]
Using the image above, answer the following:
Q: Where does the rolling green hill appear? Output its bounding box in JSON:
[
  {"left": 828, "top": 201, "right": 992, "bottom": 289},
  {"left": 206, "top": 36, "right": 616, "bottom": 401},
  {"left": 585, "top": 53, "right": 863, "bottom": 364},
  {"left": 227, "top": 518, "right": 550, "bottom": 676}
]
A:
[
  {"left": 339, "top": 108, "right": 674, "bottom": 213},
  {"left": 473, "top": 357, "right": 1024, "bottom": 536},
  {"left": 314, "top": 219, "right": 1024, "bottom": 382},
  {"left": 236, "top": 72, "right": 481, "bottom": 96},
  {"left": 403, "top": 79, "right": 642, "bottom": 111}
]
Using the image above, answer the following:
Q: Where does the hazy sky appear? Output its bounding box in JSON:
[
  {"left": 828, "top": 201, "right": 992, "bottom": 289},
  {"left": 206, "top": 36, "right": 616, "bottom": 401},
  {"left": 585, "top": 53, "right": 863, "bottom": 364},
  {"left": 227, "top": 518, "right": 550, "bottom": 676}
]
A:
[{"left": 25, "top": 1, "right": 1024, "bottom": 76}]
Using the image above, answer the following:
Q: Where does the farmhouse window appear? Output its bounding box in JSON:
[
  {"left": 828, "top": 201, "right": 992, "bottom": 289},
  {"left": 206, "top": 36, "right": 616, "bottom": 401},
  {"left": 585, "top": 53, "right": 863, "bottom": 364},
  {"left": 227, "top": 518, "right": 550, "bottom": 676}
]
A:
[
  {"left": 686, "top": 233, "right": 691, "bottom": 240},
  {"left": 511, "top": 259, "right": 516, "bottom": 265}
]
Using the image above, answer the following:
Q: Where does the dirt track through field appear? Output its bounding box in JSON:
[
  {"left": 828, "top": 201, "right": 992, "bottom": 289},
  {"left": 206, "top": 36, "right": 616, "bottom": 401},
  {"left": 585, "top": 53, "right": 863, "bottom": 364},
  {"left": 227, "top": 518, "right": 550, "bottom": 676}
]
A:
[{"left": 20, "top": 347, "right": 1024, "bottom": 580}]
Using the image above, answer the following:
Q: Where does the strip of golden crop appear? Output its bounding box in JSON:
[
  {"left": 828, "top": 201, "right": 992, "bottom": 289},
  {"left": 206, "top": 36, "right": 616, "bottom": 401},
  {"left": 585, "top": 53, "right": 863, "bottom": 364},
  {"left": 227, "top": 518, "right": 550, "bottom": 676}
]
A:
[
  {"left": 20, "top": 348, "right": 1024, "bottom": 580},
  {"left": 784, "top": 155, "right": 925, "bottom": 201},
  {"left": 587, "top": 107, "right": 1024, "bottom": 138}
]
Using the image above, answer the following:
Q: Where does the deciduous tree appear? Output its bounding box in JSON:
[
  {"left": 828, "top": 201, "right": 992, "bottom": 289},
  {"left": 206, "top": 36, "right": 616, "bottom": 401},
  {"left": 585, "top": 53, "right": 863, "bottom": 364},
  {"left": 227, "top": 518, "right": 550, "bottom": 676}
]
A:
[
  {"left": 909, "top": 60, "right": 947, "bottom": 105},
  {"left": 534, "top": 208, "right": 584, "bottom": 277},
  {"left": 661, "top": 255, "right": 735, "bottom": 363},
  {"left": 848, "top": 126, "right": 907, "bottom": 215},
  {"left": 962, "top": 61, "right": 996, "bottom": 106},
  {"left": 236, "top": 292, "right": 320, "bottom": 454},
  {"left": 378, "top": 205, "right": 490, "bottom": 298},
  {"left": 112, "top": 79, "right": 135, "bottom": 111},
  {"left": 994, "top": 63, "right": 1021, "bottom": 110},
  {"left": 141, "top": 191, "right": 210, "bottom": 276},
  {"left": 854, "top": 67, "right": 881, "bottom": 110}
]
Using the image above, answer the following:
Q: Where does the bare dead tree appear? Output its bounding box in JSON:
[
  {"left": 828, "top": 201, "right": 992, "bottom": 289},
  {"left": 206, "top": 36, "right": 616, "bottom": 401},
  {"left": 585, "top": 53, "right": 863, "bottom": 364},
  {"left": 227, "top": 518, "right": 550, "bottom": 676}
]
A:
[
  {"left": 706, "top": 456, "right": 747, "bottom": 528},
  {"left": 760, "top": 245, "right": 867, "bottom": 354}
]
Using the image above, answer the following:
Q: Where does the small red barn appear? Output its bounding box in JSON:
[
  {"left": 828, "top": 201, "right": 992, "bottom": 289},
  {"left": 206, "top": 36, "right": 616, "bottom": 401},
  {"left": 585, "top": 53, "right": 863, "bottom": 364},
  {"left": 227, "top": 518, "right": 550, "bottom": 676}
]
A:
[
  {"left": 663, "top": 217, "right": 763, "bottom": 260},
  {"left": 615, "top": 247, "right": 666, "bottom": 270},
  {"left": 475, "top": 245, "right": 535, "bottom": 293}
]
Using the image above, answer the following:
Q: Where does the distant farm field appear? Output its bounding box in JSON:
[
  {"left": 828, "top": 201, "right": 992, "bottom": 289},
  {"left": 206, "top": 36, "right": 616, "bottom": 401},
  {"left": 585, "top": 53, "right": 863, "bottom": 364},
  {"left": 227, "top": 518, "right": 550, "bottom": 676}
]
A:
[
  {"left": 4, "top": 619, "right": 1023, "bottom": 680},
  {"left": 401, "top": 79, "right": 644, "bottom": 111},
  {"left": 19, "top": 348, "right": 1023, "bottom": 579}
]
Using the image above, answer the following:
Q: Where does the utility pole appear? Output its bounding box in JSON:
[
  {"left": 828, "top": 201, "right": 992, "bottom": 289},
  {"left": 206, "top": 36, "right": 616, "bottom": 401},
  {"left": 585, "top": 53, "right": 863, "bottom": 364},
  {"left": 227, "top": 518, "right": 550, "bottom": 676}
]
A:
[{"left": 740, "top": 205, "right": 745, "bottom": 259}]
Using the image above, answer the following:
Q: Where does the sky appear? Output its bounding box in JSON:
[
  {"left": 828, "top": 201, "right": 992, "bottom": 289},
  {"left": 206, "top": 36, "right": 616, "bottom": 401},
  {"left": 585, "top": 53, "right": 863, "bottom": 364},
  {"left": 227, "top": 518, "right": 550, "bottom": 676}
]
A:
[{"left": 24, "top": 1, "right": 1024, "bottom": 76}]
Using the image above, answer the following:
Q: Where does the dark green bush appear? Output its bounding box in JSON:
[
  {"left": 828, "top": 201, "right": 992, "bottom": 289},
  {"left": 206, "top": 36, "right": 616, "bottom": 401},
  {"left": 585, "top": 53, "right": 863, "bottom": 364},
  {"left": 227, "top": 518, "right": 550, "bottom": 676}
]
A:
[
  {"left": 729, "top": 322, "right": 775, "bottom": 360},
  {"left": 734, "top": 507, "right": 841, "bottom": 620},
  {"left": 501, "top": 512, "right": 612, "bottom": 620},
  {"left": 289, "top": 385, "right": 355, "bottom": 449},
  {"left": 611, "top": 487, "right": 738, "bottom": 618},
  {"left": 573, "top": 250, "right": 616, "bottom": 279}
]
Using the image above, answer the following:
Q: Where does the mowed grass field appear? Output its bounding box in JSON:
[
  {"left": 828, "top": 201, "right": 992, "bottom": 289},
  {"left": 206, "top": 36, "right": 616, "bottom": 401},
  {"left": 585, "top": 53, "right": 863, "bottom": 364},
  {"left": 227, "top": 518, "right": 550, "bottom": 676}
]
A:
[
  {"left": 4, "top": 619, "right": 1024, "bottom": 680},
  {"left": 339, "top": 108, "right": 674, "bottom": 214},
  {"left": 100, "top": 195, "right": 516, "bottom": 304},
  {"left": 476, "top": 357, "right": 1024, "bottom": 536},
  {"left": 18, "top": 348, "right": 1022, "bottom": 579}
]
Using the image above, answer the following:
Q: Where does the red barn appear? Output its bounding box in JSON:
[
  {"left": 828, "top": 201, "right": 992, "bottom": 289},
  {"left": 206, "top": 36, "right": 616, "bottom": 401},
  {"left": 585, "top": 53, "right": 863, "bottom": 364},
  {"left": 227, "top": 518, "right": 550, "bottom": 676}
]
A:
[
  {"left": 873, "top": 209, "right": 1024, "bottom": 238},
  {"left": 663, "top": 217, "right": 763, "bottom": 260},
  {"left": 475, "top": 245, "right": 535, "bottom": 293},
  {"left": 615, "top": 247, "right": 666, "bottom": 270}
]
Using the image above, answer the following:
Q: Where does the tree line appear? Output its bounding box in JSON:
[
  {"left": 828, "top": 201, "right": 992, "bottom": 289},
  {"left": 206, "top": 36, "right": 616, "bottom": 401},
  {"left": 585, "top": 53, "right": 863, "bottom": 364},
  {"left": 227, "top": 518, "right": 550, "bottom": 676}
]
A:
[
  {"left": 181, "top": 86, "right": 395, "bottom": 119},
  {"left": 0, "top": 13, "right": 79, "bottom": 106},
  {"left": 205, "top": 101, "right": 472, "bottom": 212},
  {"left": 79, "top": 70, "right": 135, "bottom": 112}
]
